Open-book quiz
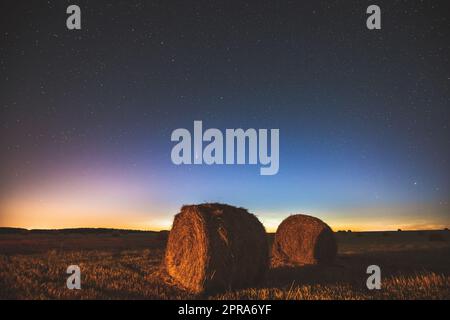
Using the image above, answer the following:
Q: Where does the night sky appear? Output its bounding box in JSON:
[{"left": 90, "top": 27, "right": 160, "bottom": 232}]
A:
[{"left": 0, "top": 0, "right": 449, "bottom": 231}]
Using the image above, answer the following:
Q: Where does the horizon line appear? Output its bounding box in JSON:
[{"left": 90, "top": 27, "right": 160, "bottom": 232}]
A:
[{"left": 1, "top": 225, "right": 448, "bottom": 233}]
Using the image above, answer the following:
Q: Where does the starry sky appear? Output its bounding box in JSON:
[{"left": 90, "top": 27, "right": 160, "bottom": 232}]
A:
[{"left": 0, "top": 0, "right": 449, "bottom": 231}]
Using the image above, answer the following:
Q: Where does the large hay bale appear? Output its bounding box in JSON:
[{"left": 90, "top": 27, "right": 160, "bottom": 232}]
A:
[
  {"left": 272, "top": 214, "right": 337, "bottom": 266},
  {"left": 164, "top": 203, "right": 268, "bottom": 294}
]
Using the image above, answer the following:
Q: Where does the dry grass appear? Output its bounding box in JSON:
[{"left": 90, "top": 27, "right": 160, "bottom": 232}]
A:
[
  {"left": 212, "top": 273, "right": 450, "bottom": 300},
  {"left": 0, "top": 230, "right": 449, "bottom": 300}
]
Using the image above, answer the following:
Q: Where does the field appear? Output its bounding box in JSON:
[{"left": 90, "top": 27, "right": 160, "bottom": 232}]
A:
[{"left": 0, "top": 228, "right": 449, "bottom": 300}]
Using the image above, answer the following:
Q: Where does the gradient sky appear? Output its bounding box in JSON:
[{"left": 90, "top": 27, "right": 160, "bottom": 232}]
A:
[{"left": 1, "top": 0, "right": 449, "bottom": 231}]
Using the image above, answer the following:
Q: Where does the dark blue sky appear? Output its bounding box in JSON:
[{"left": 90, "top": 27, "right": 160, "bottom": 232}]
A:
[{"left": 0, "top": 0, "right": 449, "bottom": 230}]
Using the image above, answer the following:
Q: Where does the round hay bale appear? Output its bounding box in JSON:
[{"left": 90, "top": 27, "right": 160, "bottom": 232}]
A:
[
  {"left": 272, "top": 214, "right": 337, "bottom": 266},
  {"left": 164, "top": 203, "right": 269, "bottom": 294}
]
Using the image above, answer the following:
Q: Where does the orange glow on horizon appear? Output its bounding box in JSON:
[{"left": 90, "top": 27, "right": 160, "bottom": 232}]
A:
[{"left": 1, "top": 194, "right": 449, "bottom": 232}]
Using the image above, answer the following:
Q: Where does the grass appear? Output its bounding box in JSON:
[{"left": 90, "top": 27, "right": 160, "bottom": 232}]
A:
[{"left": 0, "top": 230, "right": 449, "bottom": 299}]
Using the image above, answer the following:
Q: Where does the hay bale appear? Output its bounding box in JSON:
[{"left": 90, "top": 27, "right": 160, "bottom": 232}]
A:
[
  {"left": 272, "top": 214, "right": 337, "bottom": 266},
  {"left": 164, "top": 203, "right": 269, "bottom": 294}
]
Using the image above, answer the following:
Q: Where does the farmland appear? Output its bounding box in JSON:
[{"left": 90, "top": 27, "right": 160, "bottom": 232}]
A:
[{"left": 0, "top": 228, "right": 449, "bottom": 299}]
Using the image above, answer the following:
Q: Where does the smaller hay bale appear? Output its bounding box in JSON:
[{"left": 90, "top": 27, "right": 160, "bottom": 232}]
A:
[
  {"left": 272, "top": 214, "right": 337, "bottom": 266},
  {"left": 164, "top": 203, "right": 269, "bottom": 294}
]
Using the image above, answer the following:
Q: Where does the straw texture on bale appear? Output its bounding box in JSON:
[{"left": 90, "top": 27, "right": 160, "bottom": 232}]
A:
[
  {"left": 272, "top": 214, "right": 337, "bottom": 266},
  {"left": 164, "top": 203, "right": 268, "bottom": 294}
]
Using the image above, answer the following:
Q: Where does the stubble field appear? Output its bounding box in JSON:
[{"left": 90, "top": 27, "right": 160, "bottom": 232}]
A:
[{"left": 0, "top": 228, "right": 449, "bottom": 300}]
